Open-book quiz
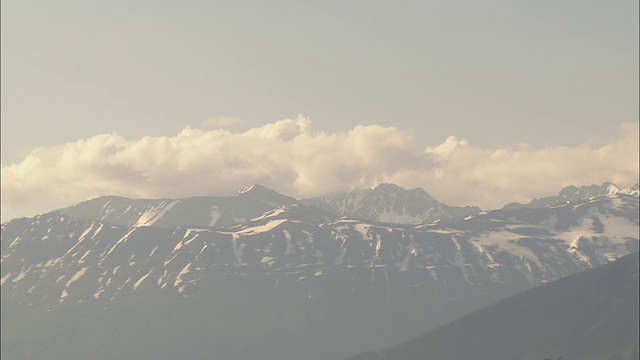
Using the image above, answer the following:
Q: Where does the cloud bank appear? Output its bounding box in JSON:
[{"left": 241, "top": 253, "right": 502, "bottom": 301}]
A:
[{"left": 2, "top": 116, "right": 638, "bottom": 221}]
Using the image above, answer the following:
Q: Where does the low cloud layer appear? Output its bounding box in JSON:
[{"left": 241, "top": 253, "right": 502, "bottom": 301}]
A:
[{"left": 2, "top": 116, "right": 638, "bottom": 221}]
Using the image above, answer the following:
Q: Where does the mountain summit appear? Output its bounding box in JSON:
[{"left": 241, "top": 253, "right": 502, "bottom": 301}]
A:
[
  {"left": 302, "top": 183, "right": 480, "bottom": 224},
  {"left": 60, "top": 185, "right": 296, "bottom": 229},
  {"left": 236, "top": 184, "right": 297, "bottom": 205},
  {"left": 58, "top": 183, "right": 479, "bottom": 229}
]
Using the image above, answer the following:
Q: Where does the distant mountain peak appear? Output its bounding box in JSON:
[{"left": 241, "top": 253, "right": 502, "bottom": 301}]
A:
[
  {"left": 601, "top": 181, "right": 621, "bottom": 193},
  {"left": 620, "top": 183, "right": 639, "bottom": 196},
  {"left": 236, "top": 184, "right": 284, "bottom": 197},
  {"left": 557, "top": 182, "right": 624, "bottom": 198},
  {"left": 236, "top": 184, "right": 297, "bottom": 205},
  {"left": 371, "top": 183, "right": 403, "bottom": 191},
  {"left": 301, "top": 183, "right": 478, "bottom": 224},
  {"left": 237, "top": 184, "right": 269, "bottom": 195},
  {"left": 504, "top": 181, "right": 638, "bottom": 210}
]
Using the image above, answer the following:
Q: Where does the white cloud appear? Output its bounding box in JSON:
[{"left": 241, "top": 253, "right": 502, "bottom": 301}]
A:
[
  {"left": 202, "top": 116, "right": 242, "bottom": 128},
  {"left": 1, "top": 116, "right": 638, "bottom": 221}
]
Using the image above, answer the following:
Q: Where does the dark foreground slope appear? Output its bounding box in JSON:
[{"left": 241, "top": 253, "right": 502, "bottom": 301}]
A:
[{"left": 349, "top": 251, "right": 640, "bottom": 360}]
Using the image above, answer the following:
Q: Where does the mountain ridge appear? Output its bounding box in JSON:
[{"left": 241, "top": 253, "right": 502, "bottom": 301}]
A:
[
  {"left": 301, "top": 183, "right": 481, "bottom": 225},
  {"left": 503, "top": 182, "right": 639, "bottom": 210},
  {"left": 44, "top": 181, "right": 639, "bottom": 229},
  {"left": 2, "top": 181, "right": 638, "bottom": 360}
]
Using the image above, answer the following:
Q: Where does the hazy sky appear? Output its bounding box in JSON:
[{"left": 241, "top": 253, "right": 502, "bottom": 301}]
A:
[{"left": 1, "top": 1, "right": 639, "bottom": 221}]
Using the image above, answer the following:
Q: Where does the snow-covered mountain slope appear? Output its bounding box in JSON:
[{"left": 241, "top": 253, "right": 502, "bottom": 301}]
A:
[
  {"left": 301, "top": 183, "right": 481, "bottom": 224},
  {"left": 503, "top": 182, "right": 638, "bottom": 209},
  {"left": 619, "top": 183, "right": 639, "bottom": 196},
  {"left": 3, "top": 191, "right": 637, "bottom": 306},
  {"left": 58, "top": 184, "right": 297, "bottom": 228},
  {"left": 1, "top": 184, "right": 638, "bottom": 360}
]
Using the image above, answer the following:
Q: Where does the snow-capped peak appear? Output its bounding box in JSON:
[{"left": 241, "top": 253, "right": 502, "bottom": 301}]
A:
[
  {"left": 619, "top": 183, "right": 639, "bottom": 196},
  {"left": 602, "top": 182, "right": 621, "bottom": 195},
  {"left": 235, "top": 184, "right": 298, "bottom": 206},
  {"left": 238, "top": 185, "right": 257, "bottom": 194}
]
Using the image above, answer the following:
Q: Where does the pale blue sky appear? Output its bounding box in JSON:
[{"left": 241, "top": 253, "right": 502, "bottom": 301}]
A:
[{"left": 2, "top": 0, "right": 638, "bottom": 165}]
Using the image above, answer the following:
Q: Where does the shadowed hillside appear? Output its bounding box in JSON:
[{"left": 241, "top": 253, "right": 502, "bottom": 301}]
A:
[{"left": 348, "top": 251, "right": 640, "bottom": 360}]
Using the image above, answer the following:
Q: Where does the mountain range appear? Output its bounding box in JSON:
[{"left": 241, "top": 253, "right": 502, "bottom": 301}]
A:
[{"left": 1, "top": 182, "right": 638, "bottom": 360}]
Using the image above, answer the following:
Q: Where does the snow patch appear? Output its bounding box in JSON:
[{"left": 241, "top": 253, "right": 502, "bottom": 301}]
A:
[
  {"left": 133, "top": 271, "right": 152, "bottom": 289},
  {"left": 473, "top": 230, "right": 541, "bottom": 267},
  {"left": 209, "top": 206, "right": 221, "bottom": 227},
  {"left": 183, "top": 230, "right": 200, "bottom": 246},
  {"left": 238, "top": 185, "right": 255, "bottom": 194},
  {"left": 134, "top": 200, "right": 179, "bottom": 227},
  {"left": 9, "top": 237, "right": 21, "bottom": 248},
  {"left": 65, "top": 267, "right": 88, "bottom": 287},
  {"left": 174, "top": 263, "right": 192, "bottom": 287},
  {"left": 354, "top": 223, "right": 371, "bottom": 239},
  {"left": 252, "top": 207, "right": 287, "bottom": 221},
  {"left": 236, "top": 219, "right": 288, "bottom": 235},
  {"left": 11, "top": 267, "right": 28, "bottom": 283},
  {"left": 106, "top": 228, "right": 137, "bottom": 256},
  {"left": 94, "top": 288, "right": 105, "bottom": 299},
  {"left": 0, "top": 272, "right": 11, "bottom": 285},
  {"left": 78, "top": 250, "right": 91, "bottom": 264}
]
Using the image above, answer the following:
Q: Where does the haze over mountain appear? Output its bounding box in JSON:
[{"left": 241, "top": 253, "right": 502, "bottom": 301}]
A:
[
  {"left": 3, "top": 2, "right": 638, "bottom": 359},
  {"left": 348, "top": 251, "right": 640, "bottom": 360},
  {"left": 1, "top": 182, "right": 638, "bottom": 360}
]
